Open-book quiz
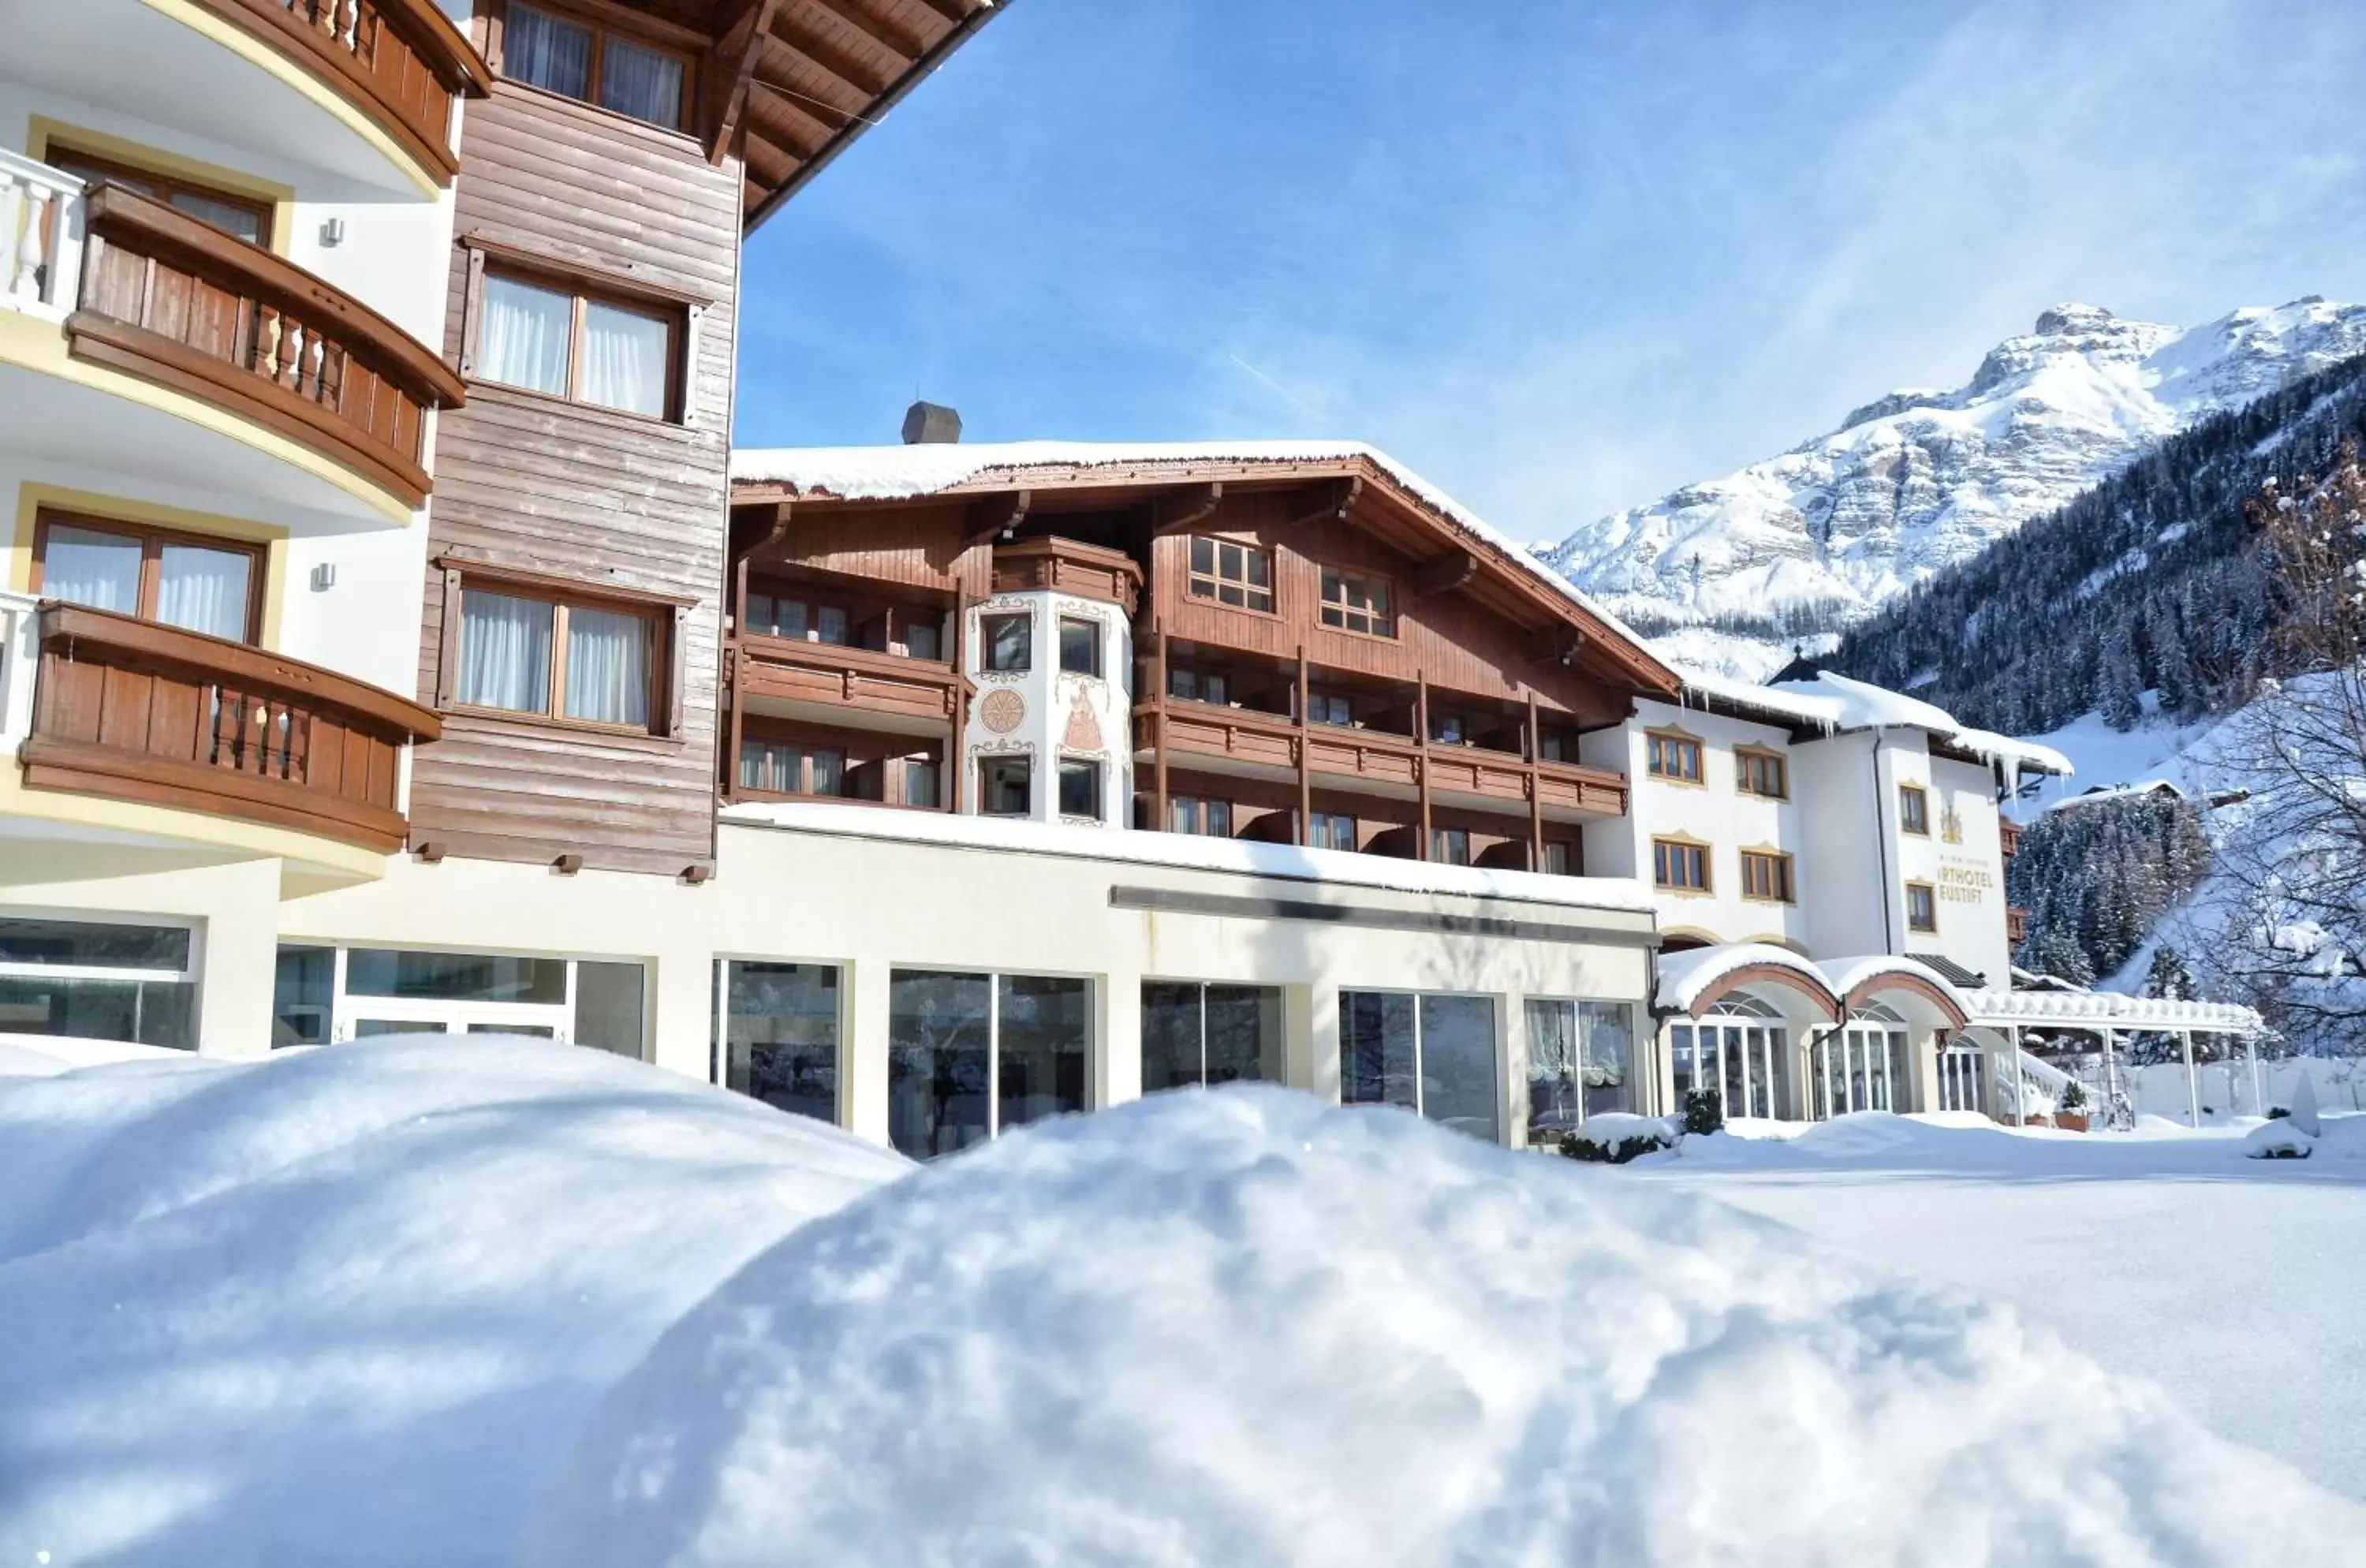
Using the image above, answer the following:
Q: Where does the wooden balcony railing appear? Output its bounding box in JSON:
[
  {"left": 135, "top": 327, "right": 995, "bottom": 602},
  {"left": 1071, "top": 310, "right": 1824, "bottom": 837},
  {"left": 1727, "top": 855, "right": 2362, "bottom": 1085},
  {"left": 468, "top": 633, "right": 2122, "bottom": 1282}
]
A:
[
  {"left": 2000, "top": 819, "right": 2023, "bottom": 857},
  {"left": 1140, "top": 700, "right": 1631, "bottom": 818},
  {"left": 2007, "top": 906, "right": 2031, "bottom": 945},
  {"left": 69, "top": 183, "right": 465, "bottom": 510},
  {"left": 731, "top": 634, "right": 968, "bottom": 727},
  {"left": 192, "top": 0, "right": 491, "bottom": 185},
  {"left": 20, "top": 602, "right": 441, "bottom": 853}
]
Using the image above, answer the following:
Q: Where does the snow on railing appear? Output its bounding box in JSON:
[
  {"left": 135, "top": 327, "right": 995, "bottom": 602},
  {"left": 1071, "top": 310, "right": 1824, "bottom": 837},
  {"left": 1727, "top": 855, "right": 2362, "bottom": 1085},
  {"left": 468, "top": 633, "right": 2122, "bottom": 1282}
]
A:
[
  {"left": 0, "top": 150, "right": 85, "bottom": 319},
  {"left": 1961, "top": 987, "right": 2260, "bottom": 1032},
  {"left": 0, "top": 588, "right": 41, "bottom": 752}
]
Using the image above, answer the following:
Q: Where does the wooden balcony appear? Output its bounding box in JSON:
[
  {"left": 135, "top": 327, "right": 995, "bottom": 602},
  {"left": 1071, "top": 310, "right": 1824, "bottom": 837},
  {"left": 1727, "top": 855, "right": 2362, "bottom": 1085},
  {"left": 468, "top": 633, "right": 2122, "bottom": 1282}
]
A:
[
  {"left": 68, "top": 183, "right": 466, "bottom": 511},
  {"left": 2000, "top": 819, "right": 2023, "bottom": 858},
  {"left": 991, "top": 536, "right": 1144, "bottom": 614},
  {"left": 1140, "top": 701, "right": 1630, "bottom": 817},
  {"left": 2007, "top": 906, "right": 2031, "bottom": 945},
  {"left": 731, "top": 634, "right": 966, "bottom": 728},
  {"left": 19, "top": 602, "right": 441, "bottom": 853},
  {"left": 195, "top": 0, "right": 491, "bottom": 185}
]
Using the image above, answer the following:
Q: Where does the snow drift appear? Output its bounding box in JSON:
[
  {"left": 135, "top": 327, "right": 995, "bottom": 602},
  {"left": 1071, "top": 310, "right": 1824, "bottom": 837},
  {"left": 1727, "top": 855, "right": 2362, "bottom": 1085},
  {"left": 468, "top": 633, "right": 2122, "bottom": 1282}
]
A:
[
  {"left": 528, "top": 1087, "right": 2362, "bottom": 1568},
  {"left": 0, "top": 1039, "right": 904, "bottom": 1567}
]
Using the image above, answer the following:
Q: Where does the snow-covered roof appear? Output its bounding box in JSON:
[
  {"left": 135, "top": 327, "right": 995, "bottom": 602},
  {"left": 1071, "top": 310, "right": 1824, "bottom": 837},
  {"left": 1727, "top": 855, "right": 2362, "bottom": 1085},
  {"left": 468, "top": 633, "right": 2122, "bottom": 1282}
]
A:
[
  {"left": 719, "top": 801, "right": 1658, "bottom": 914},
  {"left": 1816, "top": 954, "right": 1968, "bottom": 1014},
  {"left": 2042, "top": 779, "right": 2186, "bottom": 815},
  {"left": 1672, "top": 666, "right": 2074, "bottom": 777},
  {"left": 730, "top": 439, "right": 1676, "bottom": 689},
  {"left": 1655, "top": 943, "right": 1839, "bottom": 1014},
  {"left": 1962, "top": 987, "right": 2261, "bottom": 1032}
]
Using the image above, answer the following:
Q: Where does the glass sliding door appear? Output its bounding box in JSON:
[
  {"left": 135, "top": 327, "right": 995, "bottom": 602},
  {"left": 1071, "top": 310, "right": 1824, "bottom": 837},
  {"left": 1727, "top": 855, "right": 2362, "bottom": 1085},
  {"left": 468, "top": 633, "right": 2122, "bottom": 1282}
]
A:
[
  {"left": 1814, "top": 1008, "right": 1910, "bottom": 1118},
  {"left": 1673, "top": 1002, "right": 1789, "bottom": 1122},
  {"left": 1938, "top": 1040, "right": 1985, "bottom": 1114},
  {"left": 715, "top": 960, "right": 841, "bottom": 1124},
  {"left": 1340, "top": 991, "right": 1498, "bottom": 1141},
  {"left": 887, "top": 969, "right": 1092, "bottom": 1159}
]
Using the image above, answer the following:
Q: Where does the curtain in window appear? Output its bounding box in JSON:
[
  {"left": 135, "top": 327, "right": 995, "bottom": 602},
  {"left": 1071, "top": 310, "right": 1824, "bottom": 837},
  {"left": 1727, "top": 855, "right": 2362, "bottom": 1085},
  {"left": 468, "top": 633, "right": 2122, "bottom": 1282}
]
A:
[
  {"left": 457, "top": 589, "right": 553, "bottom": 713},
  {"left": 581, "top": 300, "right": 670, "bottom": 416},
  {"left": 155, "top": 543, "right": 251, "bottom": 641},
  {"left": 480, "top": 275, "right": 572, "bottom": 395},
  {"left": 599, "top": 35, "right": 684, "bottom": 126},
  {"left": 168, "top": 192, "right": 262, "bottom": 246},
  {"left": 564, "top": 605, "right": 651, "bottom": 726},
  {"left": 40, "top": 525, "right": 140, "bottom": 614},
  {"left": 506, "top": 4, "right": 592, "bottom": 98}
]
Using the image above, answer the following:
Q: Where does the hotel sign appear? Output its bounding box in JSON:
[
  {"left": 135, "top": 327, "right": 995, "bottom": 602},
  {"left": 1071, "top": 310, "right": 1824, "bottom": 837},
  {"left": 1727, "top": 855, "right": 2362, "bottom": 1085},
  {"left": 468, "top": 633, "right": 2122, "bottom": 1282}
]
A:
[{"left": 1938, "top": 857, "right": 1995, "bottom": 905}]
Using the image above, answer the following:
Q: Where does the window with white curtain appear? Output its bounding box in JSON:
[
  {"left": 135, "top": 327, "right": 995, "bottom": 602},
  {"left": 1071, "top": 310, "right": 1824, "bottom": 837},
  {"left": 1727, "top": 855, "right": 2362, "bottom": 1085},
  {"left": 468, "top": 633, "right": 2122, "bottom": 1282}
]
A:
[
  {"left": 35, "top": 515, "right": 258, "bottom": 644},
  {"left": 502, "top": 2, "right": 687, "bottom": 130},
  {"left": 453, "top": 581, "right": 661, "bottom": 730},
  {"left": 476, "top": 267, "right": 681, "bottom": 420}
]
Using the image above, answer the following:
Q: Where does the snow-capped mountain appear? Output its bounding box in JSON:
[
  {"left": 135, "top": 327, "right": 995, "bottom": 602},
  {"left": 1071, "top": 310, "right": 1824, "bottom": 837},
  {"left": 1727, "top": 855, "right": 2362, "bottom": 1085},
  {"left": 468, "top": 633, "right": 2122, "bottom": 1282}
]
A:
[{"left": 1549, "top": 297, "right": 2366, "bottom": 678}]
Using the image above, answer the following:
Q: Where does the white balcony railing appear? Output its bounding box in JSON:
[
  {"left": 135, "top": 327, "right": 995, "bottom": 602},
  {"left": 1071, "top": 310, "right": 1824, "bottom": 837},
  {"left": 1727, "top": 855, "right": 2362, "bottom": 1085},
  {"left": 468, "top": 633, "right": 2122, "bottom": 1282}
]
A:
[
  {"left": 0, "top": 149, "right": 86, "bottom": 320},
  {"left": 0, "top": 588, "right": 41, "bottom": 755}
]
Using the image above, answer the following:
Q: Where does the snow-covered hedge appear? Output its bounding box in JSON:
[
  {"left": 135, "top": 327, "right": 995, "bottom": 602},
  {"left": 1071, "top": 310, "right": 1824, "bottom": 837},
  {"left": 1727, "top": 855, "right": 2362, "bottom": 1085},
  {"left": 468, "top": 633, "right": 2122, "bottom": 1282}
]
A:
[{"left": 1556, "top": 1111, "right": 1681, "bottom": 1163}]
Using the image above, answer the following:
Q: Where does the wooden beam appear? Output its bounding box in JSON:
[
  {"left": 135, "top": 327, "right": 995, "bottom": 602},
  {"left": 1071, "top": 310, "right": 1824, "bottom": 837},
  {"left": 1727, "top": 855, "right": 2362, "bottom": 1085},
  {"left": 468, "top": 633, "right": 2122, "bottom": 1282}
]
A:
[
  {"left": 1286, "top": 476, "right": 1362, "bottom": 529},
  {"left": 796, "top": 0, "right": 926, "bottom": 62},
  {"left": 1148, "top": 482, "right": 1224, "bottom": 536},
  {"left": 1154, "top": 622, "right": 1170, "bottom": 834},
  {"left": 1530, "top": 622, "right": 1587, "bottom": 668},
  {"left": 769, "top": 12, "right": 895, "bottom": 97},
  {"left": 907, "top": 0, "right": 972, "bottom": 24},
  {"left": 703, "top": 0, "right": 782, "bottom": 165},
  {"left": 1409, "top": 549, "right": 1477, "bottom": 600},
  {"left": 950, "top": 588, "right": 968, "bottom": 812},
  {"left": 1415, "top": 668, "right": 1431, "bottom": 861},
  {"left": 1296, "top": 644, "right": 1312, "bottom": 846},
  {"left": 965, "top": 489, "right": 1032, "bottom": 542},
  {"left": 1527, "top": 689, "right": 1544, "bottom": 872}
]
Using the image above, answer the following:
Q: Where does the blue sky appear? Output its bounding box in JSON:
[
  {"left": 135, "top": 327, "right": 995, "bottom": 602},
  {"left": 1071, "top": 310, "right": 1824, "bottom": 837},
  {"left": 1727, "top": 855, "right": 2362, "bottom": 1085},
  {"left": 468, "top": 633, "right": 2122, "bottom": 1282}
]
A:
[{"left": 737, "top": 0, "right": 2366, "bottom": 543}]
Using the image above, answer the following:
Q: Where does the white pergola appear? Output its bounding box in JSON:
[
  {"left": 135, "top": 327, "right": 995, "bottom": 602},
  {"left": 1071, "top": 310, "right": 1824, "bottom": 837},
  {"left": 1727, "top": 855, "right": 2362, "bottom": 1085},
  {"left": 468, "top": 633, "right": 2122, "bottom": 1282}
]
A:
[{"left": 1961, "top": 988, "right": 2267, "bottom": 1127}]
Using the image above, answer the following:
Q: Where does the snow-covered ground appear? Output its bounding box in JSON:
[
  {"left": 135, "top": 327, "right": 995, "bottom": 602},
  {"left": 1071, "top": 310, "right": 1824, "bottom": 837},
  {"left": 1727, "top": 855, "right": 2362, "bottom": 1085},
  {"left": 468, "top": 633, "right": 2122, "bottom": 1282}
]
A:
[
  {"left": 0, "top": 1037, "right": 903, "bottom": 1566},
  {"left": 4, "top": 1044, "right": 2360, "bottom": 1565},
  {"left": 1635, "top": 1112, "right": 2366, "bottom": 1504}
]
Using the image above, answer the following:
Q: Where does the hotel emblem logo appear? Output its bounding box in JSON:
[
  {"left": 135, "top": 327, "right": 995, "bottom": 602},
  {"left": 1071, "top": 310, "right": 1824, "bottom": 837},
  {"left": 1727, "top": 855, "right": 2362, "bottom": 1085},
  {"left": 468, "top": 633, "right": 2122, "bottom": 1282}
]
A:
[{"left": 1941, "top": 807, "right": 1965, "bottom": 846}]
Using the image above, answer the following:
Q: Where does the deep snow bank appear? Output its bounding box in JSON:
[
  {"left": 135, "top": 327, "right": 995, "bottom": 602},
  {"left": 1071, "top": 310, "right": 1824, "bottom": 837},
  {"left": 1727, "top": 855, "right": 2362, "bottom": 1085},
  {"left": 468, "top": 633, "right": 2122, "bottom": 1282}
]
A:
[
  {"left": 528, "top": 1088, "right": 2361, "bottom": 1567},
  {"left": 0, "top": 1038, "right": 904, "bottom": 1567}
]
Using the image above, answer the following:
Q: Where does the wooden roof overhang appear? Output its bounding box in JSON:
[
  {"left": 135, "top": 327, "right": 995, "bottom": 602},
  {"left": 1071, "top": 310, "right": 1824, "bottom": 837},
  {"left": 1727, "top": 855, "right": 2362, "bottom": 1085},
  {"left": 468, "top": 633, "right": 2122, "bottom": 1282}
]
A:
[
  {"left": 736, "top": 454, "right": 1685, "bottom": 702},
  {"left": 628, "top": 0, "right": 1007, "bottom": 230}
]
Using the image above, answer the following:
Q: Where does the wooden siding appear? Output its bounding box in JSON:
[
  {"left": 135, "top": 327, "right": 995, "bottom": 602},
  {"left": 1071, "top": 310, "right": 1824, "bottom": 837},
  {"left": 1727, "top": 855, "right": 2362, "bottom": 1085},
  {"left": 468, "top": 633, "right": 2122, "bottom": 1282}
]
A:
[{"left": 409, "top": 58, "right": 740, "bottom": 875}]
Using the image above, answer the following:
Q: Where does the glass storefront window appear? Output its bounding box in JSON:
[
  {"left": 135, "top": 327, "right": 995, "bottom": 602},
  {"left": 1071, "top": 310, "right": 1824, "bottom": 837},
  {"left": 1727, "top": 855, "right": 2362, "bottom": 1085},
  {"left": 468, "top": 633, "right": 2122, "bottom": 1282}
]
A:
[
  {"left": 1524, "top": 999, "right": 1639, "bottom": 1137},
  {"left": 889, "top": 969, "right": 994, "bottom": 1158},
  {"left": 344, "top": 948, "right": 569, "bottom": 1005},
  {"left": 1341, "top": 990, "right": 1498, "bottom": 1141},
  {"left": 716, "top": 961, "right": 840, "bottom": 1123},
  {"left": 274, "top": 946, "right": 334, "bottom": 1047},
  {"left": 1142, "top": 982, "right": 1283, "bottom": 1092},
  {"left": 0, "top": 918, "right": 197, "bottom": 1051}
]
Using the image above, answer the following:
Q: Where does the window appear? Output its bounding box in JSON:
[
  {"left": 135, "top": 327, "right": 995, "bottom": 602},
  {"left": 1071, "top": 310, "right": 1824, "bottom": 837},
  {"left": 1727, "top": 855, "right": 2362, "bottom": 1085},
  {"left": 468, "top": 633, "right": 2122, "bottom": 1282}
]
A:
[
  {"left": 1899, "top": 784, "right": 1931, "bottom": 835},
  {"left": 1538, "top": 732, "right": 1567, "bottom": 763},
  {"left": 1058, "top": 758, "right": 1101, "bottom": 818},
  {"left": 49, "top": 147, "right": 269, "bottom": 245},
  {"left": 888, "top": 970, "right": 1090, "bottom": 1159},
  {"left": 981, "top": 756, "right": 1032, "bottom": 816},
  {"left": 904, "top": 758, "right": 941, "bottom": 808},
  {"left": 1541, "top": 841, "right": 1573, "bottom": 875},
  {"left": 476, "top": 270, "right": 681, "bottom": 420},
  {"left": 1737, "top": 749, "right": 1789, "bottom": 800},
  {"left": 982, "top": 614, "right": 1032, "bottom": 672},
  {"left": 737, "top": 740, "right": 847, "bottom": 797},
  {"left": 714, "top": 960, "right": 839, "bottom": 1124},
  {"left": 1186, "top": 536, "right": 1274, "bottom": 612},
  {"left": 1142, "top": 982, "right": 1282, "bottom": 1092},
  {"left": 0, "top": 917, "right": 196, "bottom": 1051},
  {"left": 1058, "top": 617, "right": 1101, "bottom": 677},
  {"left": 1308, "top": 810, "right": 1357, "bottom": 851},
  {"left": 1646, "top": 730, "right": 1703, "bottom": 783},
  {"left": 905, "top": 617, "right": 942, "bottom": 661},
  {"left": 1524, "top": 999, "right": 1636, "bottom": 1135},
  {"left": 1740, "top": 849, "right": 1796, "bottom": 903},
  {"left": 573, "top": 961, "right": 647, "bottom": 1058},
  {"left": 1431, "top": 826, "right": 1471, "bottom": 865},
  {"left": 1906, "top": 882, "right": 1939, "bottom": 933},
  {"left": 1319, "top": 567, "right": 1394, "bottom": 636},
  {"left": 454, "top": 583, "right": 660, "bottom": 730},
  {"left": 1340, "top": 991, "right": 1498, "bottom": 1141},
  {"left": 274, "top": 946, "right": 334, "bottom": 1047},
  {"left": 32, "top": 513, "right": 259, "bottom": 643},
  {"left": 1169, "top": 666, "right": 1229, "bottom": 706},
  {"left": 1308, "top": 692, "right": 1353, "bottom": 726},
  {"left": 345, "top": 948, "right": 569, "bottom": 1004},
  {"left": 1652, "top": 837, "right": 1710, "bottom": 891},
  {"left": 502, "top": 2, "right": 689, "bottom": 129},
  {"left": 1429, "top": 711, "right": 1466, "bottom": 746},
  {"left": 1170, "top": 795, "right": 1233, "bottom": 838}
]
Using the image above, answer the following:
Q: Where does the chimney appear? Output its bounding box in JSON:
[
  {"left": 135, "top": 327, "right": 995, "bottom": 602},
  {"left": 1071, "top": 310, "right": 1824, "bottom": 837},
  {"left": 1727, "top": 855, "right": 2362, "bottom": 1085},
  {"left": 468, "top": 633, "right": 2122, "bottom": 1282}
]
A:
[{"left": 901, "top": 401, "right": 962, "bottom": 445}]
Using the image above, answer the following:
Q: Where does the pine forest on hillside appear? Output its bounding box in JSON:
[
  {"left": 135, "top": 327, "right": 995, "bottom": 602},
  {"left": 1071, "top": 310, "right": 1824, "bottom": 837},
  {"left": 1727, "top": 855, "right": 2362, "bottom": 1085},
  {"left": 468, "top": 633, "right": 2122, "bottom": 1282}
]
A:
[{"left": 1824, "top": 349, "right": 2366, "bottom": 734}]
